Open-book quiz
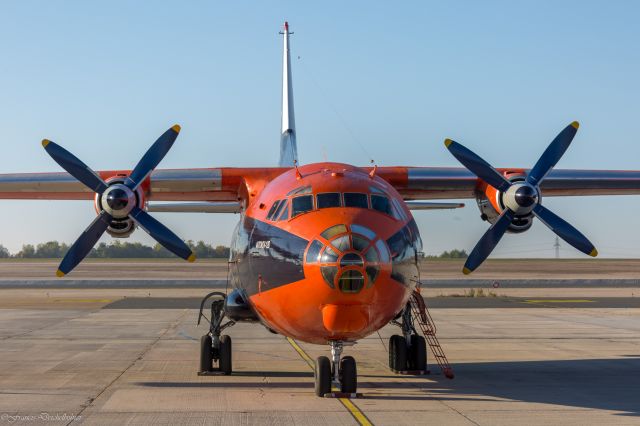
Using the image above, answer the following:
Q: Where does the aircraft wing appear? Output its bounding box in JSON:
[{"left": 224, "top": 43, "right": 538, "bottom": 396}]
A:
[
  {"left": 0, "top": 168, "right": 287, "bottom": 202},
  {"left": 376, "top": 167, "right": 640, "bottom": 200},
  {"left": 1, "top": 167, "right": 639, "bottom": 203}
]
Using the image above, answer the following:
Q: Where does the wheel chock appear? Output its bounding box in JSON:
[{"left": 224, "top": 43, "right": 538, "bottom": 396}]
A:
[{"left": 323, "top": 392, "right": 364, "bottom": 398}]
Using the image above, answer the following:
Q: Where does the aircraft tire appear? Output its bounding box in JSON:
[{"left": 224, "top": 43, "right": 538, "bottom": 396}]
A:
[
  {"left": 409, "top": 335, "right": 427, "bottom": 371},
  {"left": 314, "top": 356, "right": 331, "bottom": 397},
  {"left": 389, "top": 335, "right": 408, "bottom": 372},
  {"left": 340, "top": 356, "right": 357, "bottom": 393},
  {"left": 219, "top": 335, "right": 232, "bottom": 375},
  {"left": 200, "top": 334, "right": 213, "bottom": 372}
]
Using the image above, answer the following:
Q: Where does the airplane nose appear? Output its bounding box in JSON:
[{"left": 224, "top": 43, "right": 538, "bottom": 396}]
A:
[
  {"left": 321, "top": 304, "right": 369, "bottom": 333},
  {"left": 305, "top": 223, "right": 392, "bottom": 294}
]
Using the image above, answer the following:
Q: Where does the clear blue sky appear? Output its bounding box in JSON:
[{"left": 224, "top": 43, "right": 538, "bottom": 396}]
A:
[{"left": 0, "top": 1, "right": 639, "bottom": 257}]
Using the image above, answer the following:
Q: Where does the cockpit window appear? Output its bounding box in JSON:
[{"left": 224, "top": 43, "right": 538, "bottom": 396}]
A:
[
  {"left": 312, "top": 224, "right": 384, "bottom": 292},
  {"left": 391, "top": 198, "right": 407, "bottom": 221},
  {"left": 352, "top": 235, "right": 370, "bottom": 251},
  {"left": 321, "top": 224, "right": 347, "bottom": 240},
  {"left": 344, "top": 193, "right": 368, "bottom": 208},
  {"left": 271, "top": 199, "right": 287, "bottom": 221},
  {"left": 277, "top": 201, "right": 289, "bottom": 221},
  {"left": 266, "top": 200, "right": 283, "bottom": 220},
  {"left": 331, "top": 235, "right": 350, "bottom": 252},
  {"left": 351, "top": 224, "right": 376, "bottom": 240},
  {"left": 338, "top": 270, "right": 364, "bottom": 293},
  {"left": 305, "top": 240, "right": 323, "bottom": 264},
  {"left": 317, "top": 192, "right": 342, "bottom": 209},
  {"left": 371, "top": 195, "right": 392, "bottom": 216},
  {"left": 287, "top": 185, "right": 312, "bottom": 196},
  {"left": 292, "top": 195, "right": 313, "bottom": 218}
]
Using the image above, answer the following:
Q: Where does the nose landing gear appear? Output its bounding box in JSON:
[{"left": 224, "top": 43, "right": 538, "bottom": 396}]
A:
[
  {"left": 197, "top": 291, "right": 236, "bottom": 375},
  {"left": 314, "top": 341, "right": 361, "bottom": 397}
]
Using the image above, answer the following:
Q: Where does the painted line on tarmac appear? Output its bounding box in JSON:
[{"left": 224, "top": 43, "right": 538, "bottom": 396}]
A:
[
  {"left": 286, "top": 337, "right": 314, "bottom": 367},
  {"left": 286, "top": 337, "right": 373, "bottom": 426},
  {"left": 523, "top": 299, "right": 595, "bottom": 304}
]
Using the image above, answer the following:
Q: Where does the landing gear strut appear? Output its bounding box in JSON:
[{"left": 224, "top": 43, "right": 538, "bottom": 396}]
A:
[
  {"left": 314, "top": 341, "right": 359, "bottom": 397},
  {"left": 389, "top": 301, "right": 427, "bottom": 374},
  {"left": 197, "top": 291, "right": 236, "bottom": 375}
]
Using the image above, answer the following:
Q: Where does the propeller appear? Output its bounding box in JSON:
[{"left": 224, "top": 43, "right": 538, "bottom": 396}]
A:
[
  {"left": 42, "top": 125, "right": 195, "bottom": 277},
  {"left": 445, "top": 121, "right": 597, "bottom": 274}
]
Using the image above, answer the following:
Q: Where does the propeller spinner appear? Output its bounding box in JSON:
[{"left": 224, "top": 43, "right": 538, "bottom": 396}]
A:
[
  {"left": 445, "top": 121, "right": 597, "bottom": 274},
  {"left": 42, "top": 125, "right": 195, "bottom": 277}
]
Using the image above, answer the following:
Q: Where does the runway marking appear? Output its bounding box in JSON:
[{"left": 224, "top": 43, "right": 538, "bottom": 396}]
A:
[
  {"left": 286, "top": 337, "right": 314, "bottom": 368},
  {"left": 523, "top": 299, "right": 595, "bottom": 304},
  {"left": 286, "top": 337, "right": 373, "bottom": 426}
]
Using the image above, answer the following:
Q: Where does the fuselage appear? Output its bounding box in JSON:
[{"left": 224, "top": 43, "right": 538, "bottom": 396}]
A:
[{"left": 229, "top": 162, "right": 422, "bottom": 344}]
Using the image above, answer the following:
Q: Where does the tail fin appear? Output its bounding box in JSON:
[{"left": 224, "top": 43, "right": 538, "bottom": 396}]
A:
[{"left": 279, "top": 21, "right": 298, "bottom": 167}]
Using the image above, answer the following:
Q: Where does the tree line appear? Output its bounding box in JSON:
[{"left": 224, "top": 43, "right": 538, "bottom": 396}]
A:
[
  {"left": 424, "top": 249, "right": 468, "bottom": 259},
  {"left": 0, "top": 241, "right": 230, "bottom": 259},
  {"left": 0, "top": 240, "right": 467, "bottom": 260}
]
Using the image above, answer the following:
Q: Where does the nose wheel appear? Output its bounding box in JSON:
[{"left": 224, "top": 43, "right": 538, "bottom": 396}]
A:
[{"left": 314, "top": 341, "right": 360, "bottom": 397}]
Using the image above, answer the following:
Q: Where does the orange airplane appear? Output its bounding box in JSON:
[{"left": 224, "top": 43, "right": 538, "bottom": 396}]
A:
[{"left": 1, "top": 22, "right": 639, "bottom": 397}]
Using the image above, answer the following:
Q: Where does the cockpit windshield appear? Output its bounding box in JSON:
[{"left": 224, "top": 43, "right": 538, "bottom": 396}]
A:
[
  {"left": 266, "top": 187, "right": 402, "bottom": 221},
  {"left": 344, "top": 193, "right": 368, "bottom": 208},
  {"left": 292, "top": 195, "right": 314, "bottom": 217},
  {"left": 317, "top": 192, "right": 341, "bottom": 208}
]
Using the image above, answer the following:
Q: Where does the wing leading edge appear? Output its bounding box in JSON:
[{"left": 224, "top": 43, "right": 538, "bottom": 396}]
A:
[
  {"left": 377, "top": 167, "right": 640, "bottom": 200},
  {"left": 0, "top": 168, "right": 287, "bottom": 202},
  {"left": 0, "top": 167, "right": 639, "bottom": 205}
]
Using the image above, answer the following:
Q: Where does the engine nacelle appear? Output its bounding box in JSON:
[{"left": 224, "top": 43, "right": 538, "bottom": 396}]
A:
[
  {"left": 93, "top": 176, "right": 145, "bottom": 238},
  {"left": 475, "top": 172, "right": 534, "bottom": 234}
]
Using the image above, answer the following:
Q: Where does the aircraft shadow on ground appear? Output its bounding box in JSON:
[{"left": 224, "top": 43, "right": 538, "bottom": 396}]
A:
[
  {"left": 137, "top": 358, "right": 640, "bottom": 416},
  {"left": 366, "top": 357, "right": 640, "bottom": 417}
]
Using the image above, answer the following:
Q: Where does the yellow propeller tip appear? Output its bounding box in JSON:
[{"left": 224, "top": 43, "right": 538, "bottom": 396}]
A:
[
  {"left": 187, "top": 253, "right": 196, "bottom": 263},
  {"left": 171, "top": 124, "right": 181, "bottom": 133},
  {"left": 462, "top": 267, "right": 472, "bottom": 275},
  {"left": 571, "top": 121, "right": 580, "bottom": 129},
  {"left": 589, "top": 248, "right": 598, "bottom": 257},
  {"left": 42, "top": 139, "right": 51, "bottom": 148},
  {"left": 56, "top": 269, "right": 65, "bottom": 278},
  {"left": 444, "top": 139, "right": 453, "bottom": 148}
]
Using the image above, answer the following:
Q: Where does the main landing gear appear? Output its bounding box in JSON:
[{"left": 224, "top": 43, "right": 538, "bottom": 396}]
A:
[
  {"left": 197, "top": 291, "right": 236, "bottom": 375},
  {"left": 389, "top": 300, "right": 427, "bottom": 374},
  {"left": 389, "top": 290, "right": 455, "bottom": 378},
  {"left": 314, "top": 341, "right": 359, "bottom": 397}
]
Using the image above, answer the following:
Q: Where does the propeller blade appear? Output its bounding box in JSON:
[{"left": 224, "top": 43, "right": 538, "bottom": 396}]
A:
[
  {"left": 129, "top": 206, "right": 195, "bottom": 261},
  {"left": 125, "top": 125, "right": 181, "bottom": 190},
  {"left": 444, "top": 139, "right": 512, "bottom": 193},
  {"left": 527, "top": 121, "right": 579, "bottom": 186},
  {"left": 532, "top": 204, "right": 597, "bottom": 257},
  {"left": 57, "top": 211, "right": 112, "bottom": 277},
  {"left": 463, "top": 209, "right": 514, "bottom": 274},
  {"left": 42, "top": 140, "right": 109, "bottom": 194}
]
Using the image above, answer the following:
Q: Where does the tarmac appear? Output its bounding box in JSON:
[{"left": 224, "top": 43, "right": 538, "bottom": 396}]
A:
[{"left": 0, "top": 260, "right": 639, "bottom": 425}]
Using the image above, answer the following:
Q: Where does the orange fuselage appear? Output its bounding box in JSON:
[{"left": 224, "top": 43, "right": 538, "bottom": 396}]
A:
[{"left": 228, "top": 162, "right": 422, "bottom": 345}]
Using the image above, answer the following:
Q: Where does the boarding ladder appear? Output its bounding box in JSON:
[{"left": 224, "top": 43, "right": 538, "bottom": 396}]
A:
[{"left": 410, "top": 288, "right": 455, "bottom": 379}]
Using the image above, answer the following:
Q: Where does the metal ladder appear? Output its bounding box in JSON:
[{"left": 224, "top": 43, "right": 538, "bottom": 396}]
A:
[{"left": 410, "top": 289, "right": 455, "bottom": 379}]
